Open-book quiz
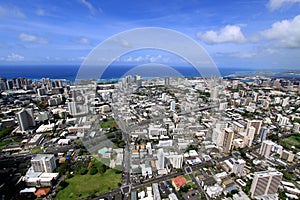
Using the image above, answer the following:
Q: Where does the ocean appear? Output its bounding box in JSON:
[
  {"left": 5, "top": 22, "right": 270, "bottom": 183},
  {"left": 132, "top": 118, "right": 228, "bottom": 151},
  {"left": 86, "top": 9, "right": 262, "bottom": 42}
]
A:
[{"left": 0, "top": 65, "right": 298, "bottom": 82}]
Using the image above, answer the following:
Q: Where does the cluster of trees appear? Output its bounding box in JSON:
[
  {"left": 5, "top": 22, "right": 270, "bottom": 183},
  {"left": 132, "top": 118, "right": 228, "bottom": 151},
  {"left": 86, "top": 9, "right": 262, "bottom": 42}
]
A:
[{"left": 185, "top": 144, "right": 198, "bottom": 153}]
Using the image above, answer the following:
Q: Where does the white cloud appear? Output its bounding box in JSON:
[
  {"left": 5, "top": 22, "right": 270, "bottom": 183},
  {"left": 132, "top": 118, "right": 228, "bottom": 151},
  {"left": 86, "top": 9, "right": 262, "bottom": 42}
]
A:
[
  {"left": 72, "top": 37, "right": 90, "bottom": 44},
  {"left": 80, "top": 0, "right": 96, "bottom": 15},
  {"left": 36, "top": 9, "right": 45, "bottom": 16},
  {"left": 0, "top": 5, "right": 25, "bottom": 18},
  {"left": 0, "top": 53, "right": 24, "bottom": 62},
  {"left": 197, "top": 25, "right": 247, "bottom": 44},
  {"left": 267, "top": 0, "right": 300, "bottom": 11},
  {"left": 122, "top": 55, "right": 170, "bottom": 63},
  {"left": 19, "top": 33, "right": 48, "bottom": 44},
  {"left": 261, "top": 15, "right": 300, "bottom": 48}
]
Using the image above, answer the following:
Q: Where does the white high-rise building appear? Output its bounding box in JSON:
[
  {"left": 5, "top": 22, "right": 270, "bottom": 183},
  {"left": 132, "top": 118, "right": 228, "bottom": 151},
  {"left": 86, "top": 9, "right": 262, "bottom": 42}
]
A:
[
  {"left": 212, "top": 128, "right": 223, "bottom": 146},
  {"left": 219, "top": 102, "right": 227, "bottom": 111},
  {"left": 293, "top": 123, "right": 300, "bottom": 133},
  {"left": 282, "top": 97, "right": 289, "bottom": 107},
  {"left": 247, "top": 126, "right": 256, "bottom": 147},
  {"left": 274, "top": 97, "right": 281, "bottom": 104},
  {"left": 170, "top": 100, "right": 175, "bottom": 111},
  {"left": 31, "top": 154, "right": 57, "bottom": 173},
  {"left": 279, "top": 116, "right": 289, "bottom": 126},
  {"left": 157, "top": 148, "right": 165, "bottom": 170},
  {"left": 259, "top": 140, "right": 275, "bottom": 158},
  {"left": 16, "top": 108, "right": 36, "bottom": 131},
  {"left": 215, "top": 121, "right": 228, "bottom": 131},
  {"left": 165, "top": 153, "right": 183, "bottom": 169},
  {"left": 68, "top": 101, "right": 88, "bottom": 116},
  {"left": 225, "top": 158, "right": 246, "bottom": 175},
  {"left": 68, "top": 102, "right": 77, "bottom": 116},
  {"left": 212, "top": 121, "right": 228, "bottom": 147},
  {"left": 250, "top": 170, "right": 282, "bottom": 198}
]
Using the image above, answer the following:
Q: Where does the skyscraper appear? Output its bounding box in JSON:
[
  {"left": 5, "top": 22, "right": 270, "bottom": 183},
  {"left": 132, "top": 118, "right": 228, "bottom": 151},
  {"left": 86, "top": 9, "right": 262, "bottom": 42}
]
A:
[
  {"left": 247, "top": 126, "right": 256, "bottom": 147},
  {"left": 157, "top": 148, "right": 165, "bottom": 170},
  {"left": 223, "top": 128, "right": 234, "bottom": 153},
  {"left": 31, "top": 154, "right": 57, "bottom": 173},
  {"left": 165, "top": 154, "right": 183, "bottom": 169},
  {"left": 259, "top": 140, "right": 274, "bottom": 158},
  {"left": 212, "top": 121, "right": 228, "bottom": 146},
  {"left": 260, "top": 126, "right": 269, "bottom": 142},
  {"left": 250, "top": 170, "right": 282, "bottom": 198},
  {"left": 246, "top": 120, "right": 262, "bottom": 136},
  {"left": 16, "top": 108, "right": 36, "bottom": 131},
  {"left": 170, "top": 100, "right": 175, "bottom": 111},
  {"left": 164, "top": 77, "right": 170, "bottom": 86}
]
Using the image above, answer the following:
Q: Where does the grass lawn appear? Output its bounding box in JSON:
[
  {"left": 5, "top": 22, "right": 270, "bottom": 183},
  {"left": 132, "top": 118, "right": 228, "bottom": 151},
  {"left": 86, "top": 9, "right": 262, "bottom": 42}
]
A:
[
  {"left": 280, "top": 134, "right": 300, "bottom": 152},
  {"left": 30, "top": 147, "right": 44, "bottom": 154},
  {"left": 183, "top": 174, "right": 191, "bottom": 182},
  {"left": 55, "top": 169, "right": 122, "bottom": 200},
  {"left": 0, "top": 136, "right": 18, "bottom": 149},
  {"left": 100, "top": 120, "right": 118, "bottom": 129}
]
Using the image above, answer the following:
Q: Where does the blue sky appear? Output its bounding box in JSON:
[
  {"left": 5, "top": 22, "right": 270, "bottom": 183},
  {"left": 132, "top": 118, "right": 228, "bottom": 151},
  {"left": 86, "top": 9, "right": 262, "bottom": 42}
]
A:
[{"left": 0, "top": 0, "right": 300, "bottom": 69}]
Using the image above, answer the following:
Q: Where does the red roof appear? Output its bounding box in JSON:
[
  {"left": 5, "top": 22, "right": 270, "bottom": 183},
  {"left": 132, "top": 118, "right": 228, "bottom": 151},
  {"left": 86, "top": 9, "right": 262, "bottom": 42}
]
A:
[
  {"left": 35, "top": 188, "right": 51, "bottom": 198},
  {"left": 172, "top": 176, "right": 187, "bottom": 189}
]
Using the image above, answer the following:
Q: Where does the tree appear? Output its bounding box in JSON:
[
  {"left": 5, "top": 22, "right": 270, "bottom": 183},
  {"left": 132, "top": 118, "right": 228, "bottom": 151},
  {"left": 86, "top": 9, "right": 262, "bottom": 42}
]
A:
[
  {"left": 89, "top": 167, "right": 98, "bottom": 175},
  {"left": 80, "top": 168, "right": 88, "bottom": 175},
  {"left": 185, "top": 144, "right": 197, "bottom": 152},
  {"left": 98, "top": 164, "right": 107, "bottom": 174},
  {"left": 59, "top": 180, "right": 69, "bottom": 189}
]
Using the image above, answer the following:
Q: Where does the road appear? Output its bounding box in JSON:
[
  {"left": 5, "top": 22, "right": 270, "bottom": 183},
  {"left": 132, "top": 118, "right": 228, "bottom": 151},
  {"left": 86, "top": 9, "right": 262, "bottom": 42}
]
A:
[{"left": 92, "top": 155, "right": 232, "bottom": 200}]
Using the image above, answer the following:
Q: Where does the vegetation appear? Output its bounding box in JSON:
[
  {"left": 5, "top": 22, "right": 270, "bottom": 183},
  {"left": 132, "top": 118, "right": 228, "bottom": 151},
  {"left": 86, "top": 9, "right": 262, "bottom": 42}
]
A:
[
  {"left": 196, "top": 90, "right": 210, "bottom": 97},
  {"left": 89, "top": 166, "right": 98, "bottom": 175},
  {"left": 185, "top": 144, "right": 197, "bottom": 152},
  {"left": 56, "top": 161, "right": 70, "bottom": 174},
  {"left": 100, "top": 119, "right": 118, "bottom": 129},
  {"left": 0, "top": 127, "right": 14, "bottom": 138},
  {"left": 0, "top": 136, "right": 19, "bottom": 149},
  {"left": 30, "top": 147, "right": 44, "bottom": 154},
  {"left": 55, "top": 169, "right": 122, "bottom": 200},
  {"left": 280, "top": 134, "right": 300, "bottom": 152},
  {"left": 283, "top": 172, "right": 293, "bottom": 181}
]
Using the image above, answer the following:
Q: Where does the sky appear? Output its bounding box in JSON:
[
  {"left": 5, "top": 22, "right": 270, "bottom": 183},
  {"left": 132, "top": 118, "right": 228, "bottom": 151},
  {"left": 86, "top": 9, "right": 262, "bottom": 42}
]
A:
[{"left": 0, "top": 0, "right": 300, "bottom": 69}]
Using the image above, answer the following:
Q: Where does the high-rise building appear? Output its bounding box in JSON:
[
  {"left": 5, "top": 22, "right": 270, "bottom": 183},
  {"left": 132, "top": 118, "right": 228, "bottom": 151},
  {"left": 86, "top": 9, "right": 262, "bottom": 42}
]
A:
[
  {"left": 219, "top": 102, "right": 227, "bottom": 111},
  {"left": 6, "top": 80, "right": 13, "bottom": 90},
  {"left": 293, "top": 123, "right": 300, "bottom": 133},
  {"left": 225, "top": 158, "right": 246, "bottom": 175},
  {"left": 223, "top": 128, "right": 234, "bottom": 153},
  {"left": 246, "top": 120, "right": 262, "bottom": 136},
  {"left": 165, "top": 153, "right": 183, "bottom": 169},
  {"left": 16, "top": 108, "right": 36, "bottom": 131},
  {"left": 279, "top": 116, "right": 289, "bottom": 126},
  {"left": 31, "top": 154, "right": 57, "bottom": 173},
  {"left": 212, "top": 122, "right": 228, "bottom": 147},
  {"left": 259, "top": 140, "right": 275, "bottom": 158},
  {"left": 170, "top": 100, "right": 175, "bottom": 111},
  {"left": 250, "top": 170, "right": 282, "bottom": 198},
  {"left": 157, "top": 148, "right": 165, "bottom": 170},
  {"left": 282, "top": 97, "right": 289, "bottom": 107},
  {"left": 68, "top": 102, "right": 77, "bottom": 116},
  {"left": 260, "top": 126, "right": 269, "bottom": 142},
  {"left": 0, "top": 78, "right": 7, "bottom": 91},
  {"left": 215, "top": 121, "right": 228, "bottom": 131},
  {"left": 247, "top": 126, "right": 256, "bottom": 147},
  {"left": 212, "top": 128, "right": 223, "bottom": 146},
  {"left": 280, "top": 150, "right": 295, "bottom": 162},
  {"left": 164, "top": 77, "right": 170, "bottom": 86}
]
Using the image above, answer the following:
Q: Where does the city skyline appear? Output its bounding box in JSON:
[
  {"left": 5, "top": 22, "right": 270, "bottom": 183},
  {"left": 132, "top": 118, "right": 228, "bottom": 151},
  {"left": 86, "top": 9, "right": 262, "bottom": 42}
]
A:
[{"left": 0, "top": 0, "right": 300, "bottom": 69}]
